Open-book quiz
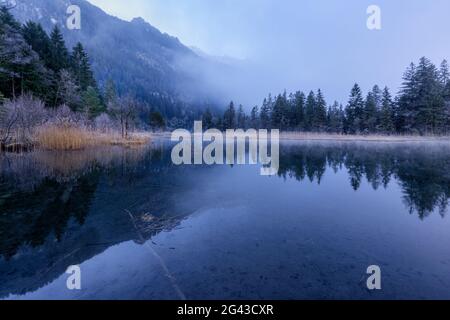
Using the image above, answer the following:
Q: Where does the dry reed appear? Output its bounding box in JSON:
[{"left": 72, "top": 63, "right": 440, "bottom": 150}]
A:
[{"left": 35, "top": 125, "right": 151, "bottom": 151}]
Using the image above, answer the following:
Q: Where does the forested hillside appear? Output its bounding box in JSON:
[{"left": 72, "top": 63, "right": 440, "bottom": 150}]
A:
[
  {"left": 10, "top": 0, "right": 216, "bottom": 125},
  {"left": 0, "top": 7, "right": 164, "bottom": 150},
  {"left": 0, "top": 7, "right": 101, "bottom": 112}
]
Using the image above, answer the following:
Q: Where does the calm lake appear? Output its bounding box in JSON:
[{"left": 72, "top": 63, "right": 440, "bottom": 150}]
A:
[{"left": 1, "top": 139, "right": 450, "bottom": 300}]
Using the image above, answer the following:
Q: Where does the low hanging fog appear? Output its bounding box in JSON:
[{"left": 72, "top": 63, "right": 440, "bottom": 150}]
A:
[{"left": 89, "top": 0, "right": 450, "bottom": 109}]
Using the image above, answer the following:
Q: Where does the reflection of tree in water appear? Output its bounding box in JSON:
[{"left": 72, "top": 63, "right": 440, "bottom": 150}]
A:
[
  {"left": 396, "top": 156, "right": 449, "bottom": 219},
  {"left": 0, "top": 146, "right": 154, "bottom": 260},
  {"left": 0, "top": 175, "right": 98, "bottom": 259},
  {"left": 278, "top": 142, "right": 450, "bottom": 219},
  {"left": 0, "top": 144, "right": 195, "bottom": 298}
]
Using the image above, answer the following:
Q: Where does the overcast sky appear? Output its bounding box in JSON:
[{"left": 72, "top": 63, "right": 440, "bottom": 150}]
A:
[{"left": 88, "top": 0, "right": 450, "bottom": 105}]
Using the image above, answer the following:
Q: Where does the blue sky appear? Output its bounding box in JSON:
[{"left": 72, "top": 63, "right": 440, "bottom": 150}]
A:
[{"left": 88, "top": 0, "right": 450, "bottom": 105}]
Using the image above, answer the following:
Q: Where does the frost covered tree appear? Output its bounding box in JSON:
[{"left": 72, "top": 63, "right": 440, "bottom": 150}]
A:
[
  {"left": 344, "top": 84, "right": 364, "bottom": 134},
  {"left": 379, "top": 87, "right": 395, "bottom": 134}
]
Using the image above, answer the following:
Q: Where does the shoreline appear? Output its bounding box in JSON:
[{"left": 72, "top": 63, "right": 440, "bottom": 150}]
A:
[
  {"left": 279, "top": 133, "right": 450, "bottom": 143},
  {"left": 0, "top": 131, "right": 153, "bottom": 153},
  {"left": 152, "top": 131, "right": 450, "bottom": 143},
  {"left": 2, "top": 131, "right": 449, "bottom": 154}
]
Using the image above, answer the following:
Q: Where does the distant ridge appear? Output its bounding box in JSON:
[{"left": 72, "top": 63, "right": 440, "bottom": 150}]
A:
[{"left": 11, "top": 0, "right": 214, "bottom": 106}]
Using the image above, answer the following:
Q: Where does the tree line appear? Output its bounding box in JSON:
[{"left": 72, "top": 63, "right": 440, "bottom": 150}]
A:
[
  {"left": 0, "top": 7, "right": 104, "bottom": 117},
  {"left": 2, "top": 6, "right": 450, "bottom": 136},
  {"left": 205, "top": 58, "right": 450, "bottom": 135},
  {"left": 0, "top": 7, "right": 169, "bottom": 146}
]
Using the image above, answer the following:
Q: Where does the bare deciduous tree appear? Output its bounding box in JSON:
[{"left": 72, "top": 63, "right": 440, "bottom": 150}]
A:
[
  {"left": 109, "top": 95, "right": 138, "bottom": 139},
  {"left": 55, "top": 70, "right": 80, "bottom": 110},
  {"left": 0, "top": 94, "right": 48, "bottom": 148},
  {"left": 94, "top": 113, "right": 114, "bottom": 133}
]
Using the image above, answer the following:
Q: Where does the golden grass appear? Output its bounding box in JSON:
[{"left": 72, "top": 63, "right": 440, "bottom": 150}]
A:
[
  {"left": 36, "top": 126, "right": 103, "bottom": 150},
  {"left": 35, "top": 125, "right": 151, "bottom": 151}
]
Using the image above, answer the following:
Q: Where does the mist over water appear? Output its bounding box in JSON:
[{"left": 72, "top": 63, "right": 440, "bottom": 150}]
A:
[{"left": 89, "top": 0, "right": 450, "bottom": 107}]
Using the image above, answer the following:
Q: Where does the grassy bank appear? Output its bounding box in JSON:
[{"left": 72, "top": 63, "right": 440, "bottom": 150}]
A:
[
  {"left": 0, "top": 125, "right": 152, "bottom": 152},
  {"left": 0, "top": 96, "right": 153, "bottom": 152},
  {"left": 34, "top": 125, "right": 152, "bottom": 151},
  {"left": 3, "top": 128, "right": 448, "bottom": 153}
]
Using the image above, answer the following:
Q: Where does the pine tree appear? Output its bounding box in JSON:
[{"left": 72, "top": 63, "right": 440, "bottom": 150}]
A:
[
  {"left": 372, "top": 85, "right": 383, "bottom": 130},
  {"left": 445, "top": 83, "right": 450, "bottom": 134},
  {"left": 149, "top": 111, "right": 166, "bottom": 131},
  {"left": 292, "top": 91, "right": 305, "bottom": 129},
  {"left": 250, "top": 106, "right": 259, "bottom": 129},
  {"left": 344, "top": 84, "right": 364, "bottom": 134},
  {"left": 237, "top": 104, "right": 246, "bottom": 128},
  {"left": 0, "top": 6, "right": 19, "bottom": 28},
  {"left": 83, "top": 86, "right": 103, "bottom": 119},
  {"left": 49, "top": 25, "right": 69, "bottom": 72},
  {"left": 304, "top": 91, "right": 316, "bottom": 131},
  {"left": 397, "top": 63, "right": 418, "bottom": 132},
  {"left": 280, "top": 91, "right": 290, "bottom": 129},
  {"left": 268, "top": 91, "right": 290, "bottom": 129},
  {"left": 372, "top": 85, "right": 382, "bottom": 108},
  {"left": 71, "top": 42, "right": 96, "bottom": 91},
  {"left": 21, "top": 22, "right": 52, "bottom": 69},
  {"left": 0, "top": 8, "right": 50, "bottom": 99},
  {"left": 315, "top": 89, "right": 327, "bottom": 131},
  {"left": 396, "top": 57, "right": 447, "bottom": 134},
  {"left": 439, "top": 60, "right": 450, "bottom": 134},
  {"left": 379, "top": 87, "right": 395, "bottom": 134},
  {"left": 327, "top": 101, "right": 344, "bottom": 133},
  {"left": 202, "top": 108, "right": 213, "bottom": 129},
  {"left": 414, "top": 57, "right": 445, "bottom": 134},
  {"left": 363, "top": 91, "right": 378, "bottom": 133},
  {"left": 0, "top": 8, "right": 103, "bottom": 119},
  {"left": 439, "top": 60, "right": 450, "bottom": 87},
  {"left": 223, "top": 101, "right": 236, "bottom": 129},
  {"left": 259, "top": 97, "right": 271, "bottom": 129},
  {"left": 271, "top": 94, "right": 284, "bottom": 128}
]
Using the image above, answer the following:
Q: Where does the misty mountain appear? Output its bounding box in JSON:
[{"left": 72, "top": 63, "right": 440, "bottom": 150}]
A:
[{"left": 10, "top": 0, "right": 223, "bottom": 112}]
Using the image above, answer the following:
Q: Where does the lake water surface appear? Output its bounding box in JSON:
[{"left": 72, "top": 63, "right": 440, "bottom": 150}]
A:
[{"left": 1, "top": 139, "right": 449, "bottom": 300}]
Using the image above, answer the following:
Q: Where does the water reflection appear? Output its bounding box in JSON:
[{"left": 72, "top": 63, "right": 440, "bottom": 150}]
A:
[
  {"left": 0, "top": 146, "right": 156, "bottom": 259},
  {"left": 0, "top": 144, "right": 195, "bottom": 297},
  {"left": 0, "top": 140, "right": 449, "bottom": 299},
  {"left": 278, "top": 142, "right": 450, "bottom": 219}
]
